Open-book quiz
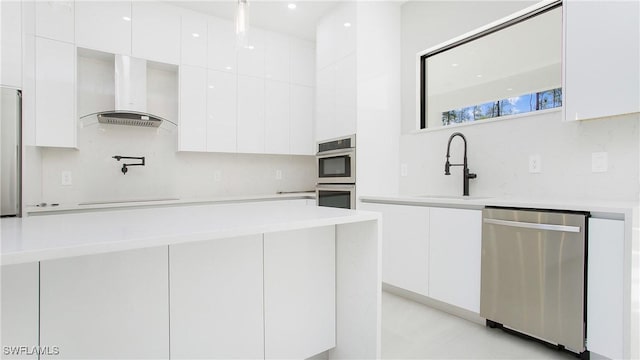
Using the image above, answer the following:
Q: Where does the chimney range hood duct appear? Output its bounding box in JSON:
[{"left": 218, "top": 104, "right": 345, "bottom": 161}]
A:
[{"left": 94, "top": 55, "right": 174, "bottom": 128}]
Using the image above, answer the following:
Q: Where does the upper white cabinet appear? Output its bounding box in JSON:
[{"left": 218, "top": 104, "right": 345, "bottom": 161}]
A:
[
  {"left": 170, "top": 235, "right": 264, "bottom": 359},
  {"left": 181, "top": 12, "right": 208, "bottom": 68},
  {"left": 290, "top": 85, "right": 315, "bottom": 155},
  {"left": 35, "top": 0, "right": 74, "bottom": 43},
  {"left": 1, "top": 263, "right": 39, "bottom": 360},
  {"left": 75, "top": 1, "right": 132, "bottom": 55},
  {"left": 237, "top": 28, "right": 266, "bottom": 78},
  {"left": 34, "top": 37, "right": 76, "bottom": 148},
  {"left": 359, "top": 202, "right": 430, "bottom": 297},
  {"left": 264, "top": 226, "right": 336, "bottom": 359},
  {"left": 1, "top": 0, "right": 22, "bottom": 88},
  {"left": 40, "top": 247, "right": 170, "bottom": 359},
  {"left": 132, "top": 2, "right": 180, "bottom": 65},
  {"left": 207, "top": 69, "right": 237, "bottom": 153},
  {"left": 179, "top": 65, "right": 207, "bottom": 151},
  {"left": 291, "top": 38, "right": 315, "bottom": 87},
  {"left": 207, "top": 17, "right": 237, "bottom": 73},
  {"left": 429, "top": 207, "right": 482, "bottom": 313},
  {"left": 265, "top": 80, "right": 290, "bottom": 154},
  {"left": 265, "top": 32, "right": 290, "bottom": 83},
  {"left": 316, "top": 53, "right": 356, "bottom": 142},
  {"left": 316, "top": 2, "right": 356, "bottom": 70},
  {"left": 237, "top": 75, "right": 265, "bottom": 154},
  {"left": 587, "top": 218, "right": 625, "bottom": 359},
  {"left": 563, "top": 0, "right": 640, "bottom": 121}
]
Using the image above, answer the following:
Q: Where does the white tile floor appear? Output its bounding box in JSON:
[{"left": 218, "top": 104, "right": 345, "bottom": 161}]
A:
[{"left": 382, "top": 291, "right": 577, "bottom": 359}]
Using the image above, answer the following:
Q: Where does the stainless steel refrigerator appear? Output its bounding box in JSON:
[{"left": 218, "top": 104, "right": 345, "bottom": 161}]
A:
[{"left": 1, "top": 87, "right": 21, "bottom": 217}]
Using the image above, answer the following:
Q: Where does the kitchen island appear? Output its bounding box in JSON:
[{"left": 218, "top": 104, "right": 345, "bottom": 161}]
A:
[{"left": 1, "top": 202, "right": 381, "bottom": 359}]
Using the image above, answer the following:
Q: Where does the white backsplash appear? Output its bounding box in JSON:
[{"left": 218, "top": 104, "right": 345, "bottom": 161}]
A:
[{"left": 37, "top": 120, "right": 315, "bottom": 205}]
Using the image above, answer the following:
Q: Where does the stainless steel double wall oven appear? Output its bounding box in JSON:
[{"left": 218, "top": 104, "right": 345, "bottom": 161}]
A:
[{"left": 315, "top": 135, "right": 356, "bottom": 209}]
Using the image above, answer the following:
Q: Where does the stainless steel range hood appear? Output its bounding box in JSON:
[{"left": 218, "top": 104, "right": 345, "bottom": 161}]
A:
[{"left": 94, "top": 55, "right": 174, "bottom": 127}]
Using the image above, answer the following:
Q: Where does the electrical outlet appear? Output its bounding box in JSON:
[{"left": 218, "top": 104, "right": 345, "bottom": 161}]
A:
[
  {"left": 529, "top": 155, "right": 541, "bottom": 173},
  {"left": 400, "top": 164, "right": 408, "bottom": 177},
  {"left": 592, "top": 152, "right": 608, "bottom": 172},
  {"left": 213, "top": 171, "right": 221, "bottom": 182},
  {"left": 275, "top": 169, "right": 282, "bottom": 180},
  {"left": 61, "top": 171, "right": 73, "bottom": 186}
]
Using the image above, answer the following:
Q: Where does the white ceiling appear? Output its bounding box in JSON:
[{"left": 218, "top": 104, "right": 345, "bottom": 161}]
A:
[{"left": 165, "top": 0, "right": 341, "bottom": 41}]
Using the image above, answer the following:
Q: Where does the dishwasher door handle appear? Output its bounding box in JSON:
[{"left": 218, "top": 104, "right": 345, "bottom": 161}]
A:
[{"left": 483, "top": 218, "right": 581, "bottom": 233}]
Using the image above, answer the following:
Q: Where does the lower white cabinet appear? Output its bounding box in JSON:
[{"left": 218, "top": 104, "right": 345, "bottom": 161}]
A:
[
  {"left": 359, "top": 202, "right": 429, "bottom": 296},
  {"left": 40, "top": 247, "right": 170, "bottom": 359},
  {"left": 1, "top": 263, "right": 39, "bottom": 360},
  {"left": 169, "top": 235, "right": 264, "bottom": 359},
  {"left": 264, "top": 226, "right": 336, "bottom": 359},
  {"left": 429, "top": 207, "right": 482, "bottom": 313},
  {"left": 587, "top": 218, "right": 624, "bottom": 359}
]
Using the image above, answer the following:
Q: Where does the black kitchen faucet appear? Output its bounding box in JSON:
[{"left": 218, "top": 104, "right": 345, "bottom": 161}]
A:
[{"left": 444, "top": 132, "right": 477, "bottom": 196}]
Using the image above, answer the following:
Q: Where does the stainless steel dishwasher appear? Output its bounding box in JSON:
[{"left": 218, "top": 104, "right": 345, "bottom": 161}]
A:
[{"left": 480, "top": 207, "right": 588, "bottom": 356}]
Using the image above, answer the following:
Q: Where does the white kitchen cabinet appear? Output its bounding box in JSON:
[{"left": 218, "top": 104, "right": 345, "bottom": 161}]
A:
[
  {"left": 563, "top": 0, "right": 639, "bottom": 121},
  {"left": 40, "top": 247, "right": 169, "bottom": 359},
  {"left": 181, "top": 12, "right": 208, "bottom": 68},
  {"left": 265, "top": 80, "right": 290, "bottom": 154},
  {"left": 237, "top": 75, "right": 265, "bottom": 153},
  {"left": 207, "top": 17, "right": 236, "bottom": 74},
  {"left": 35, "top": 37, "right": 76, "bottom": 148},
  {"left": 237, "top": 28, "right": 265, "bottom": 78},
  {"left": 359, "top": 202, "right": 430, "bottom": 296},
  {"left": 131, "top": 2, "right": 180, "bottom": 65},
  {"left": 207, "top": 69, "right": 237, "bottom": 153},
  {"left": 264, "top": 226, "right": 336, "bottom": 359},
  {"left": 429, "top": 207, "right": 482, "bottom": 313},
  {"left": 1, "top": 263, "right": 39, "bottom": 360},
  {"left": 75, "top": 1, "right": 132, "bottom": 55},
  {"left": 587, "top": 218, "right": 624, "bottom": 359},
  {"left": 170, "top": 235, "right": 264, "bottom": 359},
  {"left": 291, "top": 38, "right": 315, "bottom": 87},
  {"left": 179, "top": 65, "right": 207, "bottom": 151},
  {"left": 315, "top": 53, "right": 357, "bottom": 142},
  {"left": 35, "top": 0, "right": 74, "bottom": 43},
  {"left": 265, "top": 31, "right": 290, "bottom": 82},
  {"left": 1, "top": 0, "right": 22, "bottom": 88},
  {"left": 290, "top": 85, "right": 315, "bottom": 155},
  {"left": 315, "top": 2, "right": 356, "bottom": 71},
  {"left": 334, "top": 53, "right": 357, "bottom": 138}
]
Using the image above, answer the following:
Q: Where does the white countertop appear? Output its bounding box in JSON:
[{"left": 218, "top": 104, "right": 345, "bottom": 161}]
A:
[
  {"left": 25, "top": 192, "right": 316, "bottom": 215},
  {"left": 1, "top": 202, "right": 378, "bottom": 265},
  {"left": 360, "top": 194, "right": 639, "bottom": 218}
]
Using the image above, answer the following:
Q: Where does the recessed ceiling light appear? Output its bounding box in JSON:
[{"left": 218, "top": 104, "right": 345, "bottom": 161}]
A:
[
  {"left": 343, "top": 22, "right": 352, "bottom": 28},
  {"left": 225, "top": 66, "right": 232, "bottom": 70},
  {"left": 476, "top": 74, "right": 483, "bottom": 78},
  {"left": 506, "top": 88, "right": 513, "bottom": 91},
  {"left": 451, "top": 63, "right": 459, "bottom": 67},
  {"left": 245, "top": 45, "right": 255, "bottom": 50},
  {"left": 122, "top": 16, "right": 131, "bottom": 21},
  {"left": 288, "top": 3, "right": 296, "bottom": 9},
  {"left": 192, "top": 33, "right": 200, "bottom": 38},
  {"left": 208, "top": 85, "right": 214, "bottom": 89}
]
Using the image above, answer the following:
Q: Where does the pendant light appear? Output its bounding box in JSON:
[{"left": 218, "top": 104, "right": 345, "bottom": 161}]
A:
[{"left": 236, "top": 0, "right": 250, "bottom": 48}]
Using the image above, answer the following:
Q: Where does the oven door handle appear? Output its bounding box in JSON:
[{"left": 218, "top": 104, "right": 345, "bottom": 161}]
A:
[
  {"left": 316, "top": 148, "right": 355, "bottom": 157},
  {"left": 483, "top": 218, "right": 580, "bottom": 233}
]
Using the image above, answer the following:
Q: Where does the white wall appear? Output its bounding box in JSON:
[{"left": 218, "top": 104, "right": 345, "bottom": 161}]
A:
[
  {"left": 356, "top": 2, "right": 401, "bottom": 196},
  {"left": 38, "top": 121, "right": 315, "bottom": 205},
  {"left": 399, "top": 1, "right": 639, "bottom": 201}
]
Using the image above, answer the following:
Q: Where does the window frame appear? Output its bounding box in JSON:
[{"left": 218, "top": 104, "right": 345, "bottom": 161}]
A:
[{"left": 417, "top": 0, "right": 563, "bottom": 129}]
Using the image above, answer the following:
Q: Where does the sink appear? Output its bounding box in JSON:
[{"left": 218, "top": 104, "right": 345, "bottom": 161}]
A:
[{"left": 417, "top": 195, "right": 490, "bottom": 201}]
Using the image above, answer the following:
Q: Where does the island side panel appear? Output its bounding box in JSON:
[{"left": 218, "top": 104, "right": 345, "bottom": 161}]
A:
[
  {"left": 1, "top": 263, "right": 39, "bottom": 360},
  {"left": 331, "top": 219, "right": 381, "bottom": 359}
]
